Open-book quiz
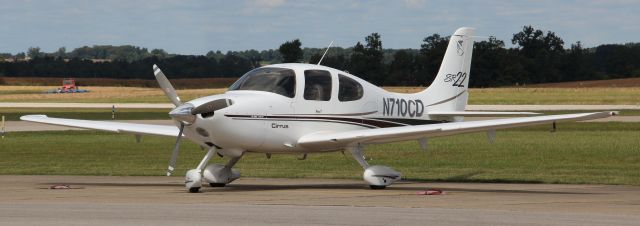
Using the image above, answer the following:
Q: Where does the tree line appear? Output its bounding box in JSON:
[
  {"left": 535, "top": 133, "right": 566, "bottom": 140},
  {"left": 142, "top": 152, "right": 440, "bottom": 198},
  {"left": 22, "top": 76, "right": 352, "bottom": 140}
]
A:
[
  {"left": 295, "top": 26, "right": 640, "bottom": 87},
  {"left": 1, "top": 25, "right": 639, "bottom": 87}
]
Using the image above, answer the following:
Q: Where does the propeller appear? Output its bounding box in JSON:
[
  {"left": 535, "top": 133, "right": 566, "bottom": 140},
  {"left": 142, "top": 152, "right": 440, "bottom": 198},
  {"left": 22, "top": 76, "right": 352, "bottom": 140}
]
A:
[
  {"left": 153, "top": 64, "right": 234, "bottom": 176},
  {"left": 167, "top": 123, "right": 185, "bottom": 176},
  {"left": 153, "top": 64, "right": 182, "bottom": 107}
]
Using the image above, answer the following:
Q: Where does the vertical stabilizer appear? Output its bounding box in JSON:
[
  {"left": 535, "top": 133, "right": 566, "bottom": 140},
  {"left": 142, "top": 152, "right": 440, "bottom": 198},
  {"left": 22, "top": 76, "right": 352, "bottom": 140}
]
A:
[{"left": 419, "top": 27, "right": 475, "bottom": 114}]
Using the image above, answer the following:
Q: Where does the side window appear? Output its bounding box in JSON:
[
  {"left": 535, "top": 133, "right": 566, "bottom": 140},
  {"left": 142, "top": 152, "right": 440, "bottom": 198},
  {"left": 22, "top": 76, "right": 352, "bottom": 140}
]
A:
[
  {"left": 338, "top": 74, "right": 363, "bottom": 101},
  {"left": 304, "top": 70, "right": 332, "bottom": 101}
]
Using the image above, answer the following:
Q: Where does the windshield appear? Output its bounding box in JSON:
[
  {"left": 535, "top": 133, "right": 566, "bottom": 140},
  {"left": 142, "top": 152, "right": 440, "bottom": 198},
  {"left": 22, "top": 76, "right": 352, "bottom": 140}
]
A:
[{"left": 229, "top": 67, "right": 296, "bottom": 98}]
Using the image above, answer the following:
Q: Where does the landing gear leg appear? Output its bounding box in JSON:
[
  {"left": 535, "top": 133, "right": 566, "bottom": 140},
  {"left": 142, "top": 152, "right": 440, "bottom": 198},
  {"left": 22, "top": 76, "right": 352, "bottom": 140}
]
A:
[
  {"left": 185, "top": 146, "right": 218, "bottom": 193},
  {"left": 347, "top": 144, "right": 401, "bottom": 189},
  {"left": 348, "top": 144, "right": 369, "bottom": 169}
]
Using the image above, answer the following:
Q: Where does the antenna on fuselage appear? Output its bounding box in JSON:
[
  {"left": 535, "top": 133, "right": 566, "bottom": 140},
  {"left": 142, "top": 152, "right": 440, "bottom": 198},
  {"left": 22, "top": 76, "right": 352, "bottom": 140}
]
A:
[{"left": 317, "top": 40, "right": 334, "bottom": 65}]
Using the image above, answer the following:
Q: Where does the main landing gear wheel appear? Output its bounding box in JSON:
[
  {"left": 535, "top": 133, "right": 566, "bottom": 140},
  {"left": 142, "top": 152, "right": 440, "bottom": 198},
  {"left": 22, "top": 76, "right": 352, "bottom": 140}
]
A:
[
  {"left": 348, "top": 145, "right": 401, "bottom": 189},
  {"left": 189, "top": 187, "right": 200, "bottom": 193}
]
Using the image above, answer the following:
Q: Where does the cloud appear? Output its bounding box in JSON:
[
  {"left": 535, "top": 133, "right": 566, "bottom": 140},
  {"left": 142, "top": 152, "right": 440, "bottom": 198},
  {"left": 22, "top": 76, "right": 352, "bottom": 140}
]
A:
[
  {"left": 404, "top": 0, "right": 426, "bottom": 8},
  {"left": 247, "top": 0, "right": 285, "bottom": 9},
  {"left": 242, "top": 0, "right": 286, "bottom": 15}
]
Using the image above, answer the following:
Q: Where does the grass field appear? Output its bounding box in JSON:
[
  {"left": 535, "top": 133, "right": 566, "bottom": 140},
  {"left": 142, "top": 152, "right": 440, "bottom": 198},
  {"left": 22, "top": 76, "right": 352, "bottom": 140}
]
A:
[
  {"left": 2, "top": 86, "right": 640, "bottom": 104},
  {"left": 1, "top": 122, "right": 638, "bottom": 185}
]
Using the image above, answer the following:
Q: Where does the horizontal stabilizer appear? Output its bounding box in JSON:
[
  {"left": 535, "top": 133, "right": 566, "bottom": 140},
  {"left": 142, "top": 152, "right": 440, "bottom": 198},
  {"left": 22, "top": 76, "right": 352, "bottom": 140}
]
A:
[{"left": 428, "top": 111, "right": 541, "bottom": 117}]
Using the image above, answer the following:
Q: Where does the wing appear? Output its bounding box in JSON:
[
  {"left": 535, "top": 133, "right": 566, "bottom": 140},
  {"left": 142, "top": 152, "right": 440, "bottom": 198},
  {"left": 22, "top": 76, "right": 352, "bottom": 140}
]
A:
[
  {"left": 20, "top": 115, "right": 179, "bottom": 137},
  {"left": 297, "top": 111, "right": 616, "bottom": 149},
  {"left": 428, "top": 111, "right": 540, "bottom": 116}
]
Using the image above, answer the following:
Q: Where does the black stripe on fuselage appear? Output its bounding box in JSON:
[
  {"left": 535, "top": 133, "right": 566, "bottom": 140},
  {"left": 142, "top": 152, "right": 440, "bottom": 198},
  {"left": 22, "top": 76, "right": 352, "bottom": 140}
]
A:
[
  {"left": 369, "top": 118, "right": 449, "bottom": 125},
  {"left": 225, "top": 114, "right": 448, "bottom": 128}
]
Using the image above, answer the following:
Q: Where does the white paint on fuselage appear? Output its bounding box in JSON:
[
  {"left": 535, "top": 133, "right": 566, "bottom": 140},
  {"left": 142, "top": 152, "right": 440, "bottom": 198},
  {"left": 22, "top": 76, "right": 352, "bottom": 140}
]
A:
[{"left": 176, "top": 63, "right": 456, "bottom": 154}]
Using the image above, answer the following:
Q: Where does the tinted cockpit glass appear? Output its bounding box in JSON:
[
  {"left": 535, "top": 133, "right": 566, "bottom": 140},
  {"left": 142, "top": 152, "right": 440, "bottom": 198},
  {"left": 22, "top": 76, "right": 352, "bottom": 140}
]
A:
[
  {"left": 228, "top": 67, "right": 296, "bottom": 98},
  {"left": 338, "top": 74, "right": 363, "bottom": 101},
  {"left": 303, "top": 70, "right": 332, "bottom": 101}
]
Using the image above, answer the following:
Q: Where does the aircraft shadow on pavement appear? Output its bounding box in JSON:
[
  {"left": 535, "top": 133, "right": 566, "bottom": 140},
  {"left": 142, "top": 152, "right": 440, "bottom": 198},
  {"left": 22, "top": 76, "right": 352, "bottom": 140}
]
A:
[
  {"left": 40, "top": 182, "right": 180, "bottom": 188},
  {"left": 38, "top": 181, "right": 599, "bottom": 195},
  {"left": 201, "top": 183, "right": 599, "bottom": 195}
]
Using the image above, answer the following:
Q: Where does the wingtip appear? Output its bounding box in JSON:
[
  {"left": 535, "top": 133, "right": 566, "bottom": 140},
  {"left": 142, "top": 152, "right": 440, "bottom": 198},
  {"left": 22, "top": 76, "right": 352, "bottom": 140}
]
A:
[
  {"left": 153, "top": 64, "right": 158, "bottom": 70},
  {"left": 20, "top": 114, "right": 48, "bottom": 120}
]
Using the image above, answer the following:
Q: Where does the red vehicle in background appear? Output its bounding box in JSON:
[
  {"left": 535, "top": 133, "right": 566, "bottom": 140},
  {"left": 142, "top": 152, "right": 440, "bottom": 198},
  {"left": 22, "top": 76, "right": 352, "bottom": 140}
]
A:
[
  {"left": 46, "top": 78, "right": 90, "bottom": 93},
  {"left": 61, "top": 78, "right": 77, "bottom": 92}
]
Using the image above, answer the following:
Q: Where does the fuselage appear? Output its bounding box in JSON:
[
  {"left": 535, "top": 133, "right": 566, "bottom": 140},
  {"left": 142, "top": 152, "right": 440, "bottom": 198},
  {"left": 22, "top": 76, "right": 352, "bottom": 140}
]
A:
[{"left": 176, "top": 63, "right": 457, "bottom": 154}]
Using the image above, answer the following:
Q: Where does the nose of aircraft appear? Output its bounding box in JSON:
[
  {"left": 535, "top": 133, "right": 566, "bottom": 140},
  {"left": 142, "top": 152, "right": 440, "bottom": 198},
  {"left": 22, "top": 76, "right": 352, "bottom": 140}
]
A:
[
  {"left": 169, "top": 98, "right": 234, "bottom": 124},
  {"left": 169, "top": 103, "right": 195, "bottom": 124}
]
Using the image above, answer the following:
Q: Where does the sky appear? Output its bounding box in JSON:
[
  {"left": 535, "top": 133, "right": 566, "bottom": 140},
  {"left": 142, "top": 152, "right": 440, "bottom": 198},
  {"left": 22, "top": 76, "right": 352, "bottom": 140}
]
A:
[{"left": 0, "top": 0, "right": 638, "bottom": 55}]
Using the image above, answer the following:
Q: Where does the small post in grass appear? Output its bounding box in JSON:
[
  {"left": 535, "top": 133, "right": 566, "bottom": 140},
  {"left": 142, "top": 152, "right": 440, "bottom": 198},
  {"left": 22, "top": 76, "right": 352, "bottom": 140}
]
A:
[
  {"left": 1, "top": 115, "right": 5, "bottom": 139},
  {"left": 112, "top": 105, "right": 116, "bottom": 120}
]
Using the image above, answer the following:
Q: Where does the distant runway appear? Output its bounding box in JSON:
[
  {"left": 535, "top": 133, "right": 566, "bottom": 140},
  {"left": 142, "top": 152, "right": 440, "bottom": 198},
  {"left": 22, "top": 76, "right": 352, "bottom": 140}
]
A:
[
  {"left": 2, "top": 102, "right": 640, "bottom": 110},
  {"left": 0, "top": 176, "right": 638, "bottom": 226}
]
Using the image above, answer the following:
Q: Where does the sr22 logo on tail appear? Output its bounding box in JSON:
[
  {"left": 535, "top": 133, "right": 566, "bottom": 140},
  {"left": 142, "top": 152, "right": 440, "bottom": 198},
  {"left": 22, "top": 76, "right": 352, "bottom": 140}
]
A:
[
  {"left": 382, "top": 98, "right": 424, "bottom": 117},
  {"left": 444, "top": 72, "right": 467, "bottom": 87}
]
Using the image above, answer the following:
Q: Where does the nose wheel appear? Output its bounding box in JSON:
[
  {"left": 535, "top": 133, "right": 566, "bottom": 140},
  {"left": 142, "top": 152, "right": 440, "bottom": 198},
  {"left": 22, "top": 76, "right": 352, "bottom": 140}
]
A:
[{"left": 184, "top": 147, "right": 218, "bottom": 193}]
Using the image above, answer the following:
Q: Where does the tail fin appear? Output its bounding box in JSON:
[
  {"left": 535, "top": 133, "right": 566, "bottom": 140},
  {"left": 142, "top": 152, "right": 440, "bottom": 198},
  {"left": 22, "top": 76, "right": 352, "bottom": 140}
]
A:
[{"left": 420, "top": 27, "right": 475, "bottom": 113}]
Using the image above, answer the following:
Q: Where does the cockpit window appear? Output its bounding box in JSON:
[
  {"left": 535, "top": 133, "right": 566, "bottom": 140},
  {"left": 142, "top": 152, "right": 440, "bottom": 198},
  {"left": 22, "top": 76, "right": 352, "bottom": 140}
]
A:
[
  {"left": 303, "top": 70, "right": 332, "bottom": 101},
  {"left": 338, "top": 74, "right": 363, "bottom": 101},
  {"left": 228, "top": 67, "right": 296, "bottom": 98}
]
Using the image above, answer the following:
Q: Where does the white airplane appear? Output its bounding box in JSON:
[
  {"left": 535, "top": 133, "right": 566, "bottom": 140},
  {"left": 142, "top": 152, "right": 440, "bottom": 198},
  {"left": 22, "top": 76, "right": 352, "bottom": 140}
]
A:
[{"left": 22, "top": 27, "right": 616, "bottom": 193}]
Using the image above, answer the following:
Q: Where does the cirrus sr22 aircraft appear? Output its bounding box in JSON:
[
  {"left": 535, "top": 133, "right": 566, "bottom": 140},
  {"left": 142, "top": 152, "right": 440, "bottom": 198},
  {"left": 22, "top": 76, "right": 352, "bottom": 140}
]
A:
[{"left": 22, "top": 27, "right": 616, "bottom": 193}]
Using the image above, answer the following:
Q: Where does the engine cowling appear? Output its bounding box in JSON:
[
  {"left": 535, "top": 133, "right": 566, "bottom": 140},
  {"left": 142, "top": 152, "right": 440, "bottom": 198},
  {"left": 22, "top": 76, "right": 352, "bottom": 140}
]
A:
[
  {"left": 363, "top": 165, "right": 401, "bottom": 188},
  {"left": 203, "top": 164, "right": 240, "bottom": 184}
]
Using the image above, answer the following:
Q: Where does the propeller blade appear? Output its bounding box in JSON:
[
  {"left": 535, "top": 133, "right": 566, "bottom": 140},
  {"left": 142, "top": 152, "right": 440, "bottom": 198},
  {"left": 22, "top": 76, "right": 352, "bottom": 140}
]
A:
[
  {"left": 191, "top": 99, "right": 233, "bottom": 115},
  {"left": 153, "top": 64, "right": 182, "bottom": 107},
  {"left": 166, "top": 123, "right": 185, "bottom": 176}
]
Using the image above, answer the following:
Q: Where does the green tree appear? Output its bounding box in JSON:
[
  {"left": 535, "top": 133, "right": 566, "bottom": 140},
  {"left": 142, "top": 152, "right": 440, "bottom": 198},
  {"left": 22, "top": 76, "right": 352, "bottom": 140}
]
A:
[
  {"left": 418, "top": 34, "right": 449, "bottom": 86},
  {"left": 511, "top": 25, "right": 565, "bottom": 83},
  {"left": 27, "top": 47, "right": 43, "bottom": 58},
  {"left": 471, "top": 36, "right": 527, "bottom": 87},
  {"left": 387, "top": 50, "right": 417, "bottom": 85},
  {"left": 561, "top": 41, "right": 599, "bottom": 81},
  {"left": 206, "top": 50, "right": 225, "bottom": 60},
  {"left": 55, "top": 47, "right": 67, "bottom": 58},
  {"left": 349, "top": 33, "right": 385, "bottom": 84},
  {"left": 15, "top": 52, "right": 26, "bottom": 59},
  {"left": 279, "top": 39, "right": 303, "bottom": 63},
  {"left": 150, "top": 49, "right": 169, "bottom": 58}
]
